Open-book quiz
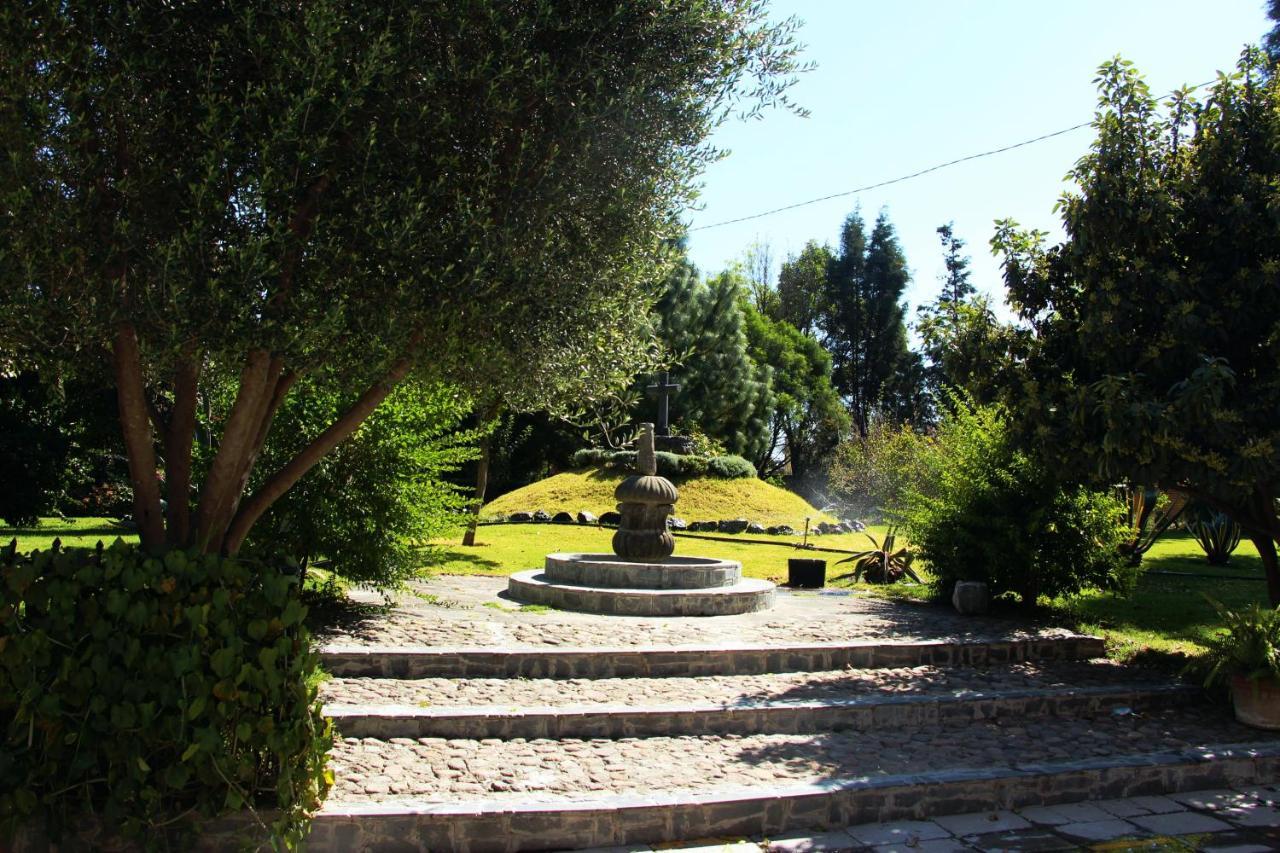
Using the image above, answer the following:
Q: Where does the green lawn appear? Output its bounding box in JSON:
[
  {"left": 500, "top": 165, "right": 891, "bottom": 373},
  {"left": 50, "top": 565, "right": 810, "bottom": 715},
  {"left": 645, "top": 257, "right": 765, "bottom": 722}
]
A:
[
  {"left": 0, "top": 516, "right": 139, "bottom": 552},
  {"left": 428, "top": 523, "right": 895, "bottom": 585},
  {"left": 8, "top": 517, "right": 1273, "bottom": 664}
]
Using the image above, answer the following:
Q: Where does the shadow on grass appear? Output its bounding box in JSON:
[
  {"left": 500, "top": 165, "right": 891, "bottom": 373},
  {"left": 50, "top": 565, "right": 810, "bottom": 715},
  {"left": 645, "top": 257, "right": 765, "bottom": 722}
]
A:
[{"left": 425, "top": 545, "right": 503, "bottom": 572}]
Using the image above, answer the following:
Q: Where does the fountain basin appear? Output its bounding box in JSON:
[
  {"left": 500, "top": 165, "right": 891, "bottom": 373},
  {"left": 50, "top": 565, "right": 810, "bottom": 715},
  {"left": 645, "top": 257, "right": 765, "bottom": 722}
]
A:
[
  {"left": 507, "top": 570, "right": 776, "bottom": 617},
  {"left": 543, "top": 553, "right": 741, "bottom": 590}
]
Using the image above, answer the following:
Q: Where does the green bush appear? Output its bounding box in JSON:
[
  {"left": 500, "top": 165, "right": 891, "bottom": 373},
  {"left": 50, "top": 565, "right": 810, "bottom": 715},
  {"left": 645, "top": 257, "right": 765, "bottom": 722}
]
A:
[
  {"left": 0, "top": 541, "right": 332, "bottom": 848},
  {"left": 571, "top": 448, "right": 608, "bottom": 468},
  {"left": 678, "top": 454, "right": 708, "bottom": 478},
  {"left": 571, "top": 448, "right": 750, "bottom": 480},
  {"left": 706, "top": 454, "right": 756, "bottom": 480},
  {"left": 245, "top": 380, "right": 478, "bottom": 589},
  {"left": 900, "top": 401, "right": 1133, "bottom": 608},
  {"left": 827, "top": 421, "right": 930, "bottom": 520}
]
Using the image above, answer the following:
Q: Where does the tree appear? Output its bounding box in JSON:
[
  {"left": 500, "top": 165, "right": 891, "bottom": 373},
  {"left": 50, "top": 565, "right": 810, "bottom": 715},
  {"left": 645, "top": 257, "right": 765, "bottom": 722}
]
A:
[
  {"left": 0, "top": 1, "right": 804, "bottom": 556},
  {"left": 1265, "top": 0, "right": 1280, "bottom": 63},
  {"left": 822, "top": 209, "right": 914, "bottom": 435},
  {"left": 653, "top": 263, "right": 774, "bottom": 460},
  {"left": 933, "top": 222, "right": 976, "bottom": 315},
  {"left": 993, "top": 52, "right": 1280, "bottom": 606},
  {"left": 741, "top": 239, "right": 781, "bottom": 319},
  {"left": 741, "top": 305, "right": 848, "bottom": 485},
  {"left": 777, "top": 240, "right": 832, "bottom": 336}
]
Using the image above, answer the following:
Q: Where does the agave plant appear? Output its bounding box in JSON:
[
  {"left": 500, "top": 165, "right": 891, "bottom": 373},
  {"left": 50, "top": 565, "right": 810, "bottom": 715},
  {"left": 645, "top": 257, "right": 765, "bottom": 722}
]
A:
[
  {"left": 1117, "top": 485, "right": 1189, "bottom": 566},
  {"left": 1186, "top": 506, "right": 1242, "bottom": 566},
  {"left": 834, "top": 527, "right": 920, "bottom": 585}
]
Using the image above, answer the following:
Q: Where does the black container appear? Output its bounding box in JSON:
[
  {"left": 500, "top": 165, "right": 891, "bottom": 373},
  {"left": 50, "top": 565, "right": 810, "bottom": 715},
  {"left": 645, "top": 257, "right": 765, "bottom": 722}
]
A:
[{"left": 787, "top": 558, "right": 827, "bottom": 588}]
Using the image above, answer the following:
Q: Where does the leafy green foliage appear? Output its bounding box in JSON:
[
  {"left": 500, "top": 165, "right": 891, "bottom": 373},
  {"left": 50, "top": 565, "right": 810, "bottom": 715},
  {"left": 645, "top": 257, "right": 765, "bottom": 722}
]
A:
[
  {"left": 899, "top": 401, "right": 1134, "bottom": 608},
  {"left": 1187, "top": 508, "right": 1243, "bottom": 566},
  {"left": 1202, "top": 598, "right": 1280, "bottom": 686},
  {"left": 0, "top": 542, "right": 332, "bottom": 847},
  {"left": 834, "top": 528, "right": 920, "bottom": 584},
  {"left": 244, "top": 381, "right": 478, "bottom": 589},
  {"left": 741, "top": 303, "right": 849, "bottom": 486},
  {"left": 776, "top": 240, "right": 833, "bottom": 337},
  {"left": 0, "top": 373, "right": 71, "bottom": 526},
  {"left": 993, "top": 52, "right": 1280, "bottom": 605}
]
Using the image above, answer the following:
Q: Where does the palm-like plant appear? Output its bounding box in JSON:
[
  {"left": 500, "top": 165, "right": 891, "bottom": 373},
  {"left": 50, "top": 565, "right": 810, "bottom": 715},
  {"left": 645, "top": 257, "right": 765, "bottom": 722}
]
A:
[{"left": 834, "top": 527, "right": 920, "bottom": 584}]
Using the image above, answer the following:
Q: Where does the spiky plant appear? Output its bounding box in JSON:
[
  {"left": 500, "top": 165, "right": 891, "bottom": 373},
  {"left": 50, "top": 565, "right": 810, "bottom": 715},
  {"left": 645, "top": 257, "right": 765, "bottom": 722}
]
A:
[
  {"left": 834, "top": 527, "right": 920, "bottom": 585},
  {"left": 1187, "top": 508, "right": 1243, "bottom": 566}
]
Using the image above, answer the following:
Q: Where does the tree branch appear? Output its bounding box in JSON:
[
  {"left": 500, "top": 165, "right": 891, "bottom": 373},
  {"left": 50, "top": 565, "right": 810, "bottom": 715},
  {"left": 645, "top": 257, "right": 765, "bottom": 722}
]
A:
[
  {"left": 112, "top": 322, "right": 165, "bottom": 551},
  {"left": 223, "top": 342, "right": 420, "bottom": 554}
]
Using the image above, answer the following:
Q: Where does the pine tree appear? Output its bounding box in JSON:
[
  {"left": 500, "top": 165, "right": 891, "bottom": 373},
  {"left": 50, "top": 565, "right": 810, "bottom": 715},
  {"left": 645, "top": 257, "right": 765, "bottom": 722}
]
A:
[
  {"left": 935, "top": 222, "right": 975, "bottom": 316},
  {"left": 822, "top": 210, "right": 914, "bottom": 435},
  {"left": 653, "top": 262, "right": 774, "bottom": 460}
]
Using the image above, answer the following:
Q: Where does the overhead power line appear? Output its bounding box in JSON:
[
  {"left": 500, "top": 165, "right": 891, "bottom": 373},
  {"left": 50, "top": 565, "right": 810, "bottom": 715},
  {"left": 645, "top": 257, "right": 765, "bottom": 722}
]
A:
[{"left": 689, "top": 79, "right": 1218, "bottom": 232}]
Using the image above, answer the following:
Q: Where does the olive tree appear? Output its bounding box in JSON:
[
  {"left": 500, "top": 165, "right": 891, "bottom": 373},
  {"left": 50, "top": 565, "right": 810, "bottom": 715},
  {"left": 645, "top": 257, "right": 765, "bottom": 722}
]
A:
[
  {"left": 0, "top": 1, "right": 804, "bottom": 555},
  {"left": 994, "top": 51, "right": 1280, "bottom": 606}
]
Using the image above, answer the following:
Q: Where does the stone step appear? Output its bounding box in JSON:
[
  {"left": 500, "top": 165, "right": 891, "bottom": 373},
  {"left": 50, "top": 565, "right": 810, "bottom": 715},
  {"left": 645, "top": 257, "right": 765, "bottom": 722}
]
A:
[
  {"left": 320, "top": 632, "right": 1106, "bottom": 679},
  {"left": 507, "top": 569, "right": 776, "bottom": 616},
  {"left": 309, "top": 706, "right": 1280, "bottom": 852},
  {"left": 321, "top": 659, "right": 1196, "bottom": 739},
  {"left": 325, "top": 682, "right": 1198, "bottom": 739}
]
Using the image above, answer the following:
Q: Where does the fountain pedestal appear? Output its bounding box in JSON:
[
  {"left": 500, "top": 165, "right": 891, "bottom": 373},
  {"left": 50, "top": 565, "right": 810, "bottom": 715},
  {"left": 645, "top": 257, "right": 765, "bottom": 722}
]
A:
[{"left": 505, "top": 423, "right": 777, "bottom": 616}]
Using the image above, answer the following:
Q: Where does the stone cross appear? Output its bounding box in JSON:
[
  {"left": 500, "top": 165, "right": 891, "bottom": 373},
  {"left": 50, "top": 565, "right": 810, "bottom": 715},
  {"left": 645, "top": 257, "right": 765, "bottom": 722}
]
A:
[{"left": 646, "top": 371, "right": 680, "bottom": 436}]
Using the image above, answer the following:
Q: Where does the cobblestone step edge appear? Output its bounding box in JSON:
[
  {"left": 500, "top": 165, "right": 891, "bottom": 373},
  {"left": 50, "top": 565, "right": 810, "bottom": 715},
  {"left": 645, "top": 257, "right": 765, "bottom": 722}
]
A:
[
  {"left": 306, "top": 740, "right": 1280, "bottom": 853},
  {"left": 319, "top": 634, "right": 1106, "bottom": 679},
  {"left": 324, "top": 683, "right": 1198, "bottom": 739}
]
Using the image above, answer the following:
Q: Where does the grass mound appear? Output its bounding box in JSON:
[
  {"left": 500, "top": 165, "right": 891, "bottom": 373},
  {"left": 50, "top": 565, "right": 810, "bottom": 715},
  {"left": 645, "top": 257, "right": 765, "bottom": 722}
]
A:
[{"left": 482, "top": 468, "right": 836, "bottom": 528}]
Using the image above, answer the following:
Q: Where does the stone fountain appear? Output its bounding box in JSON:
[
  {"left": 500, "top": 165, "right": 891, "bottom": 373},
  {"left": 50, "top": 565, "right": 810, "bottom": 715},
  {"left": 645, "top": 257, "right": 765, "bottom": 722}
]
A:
[{"left": 506, "top": 424, "right": 776, "bottom": 616}]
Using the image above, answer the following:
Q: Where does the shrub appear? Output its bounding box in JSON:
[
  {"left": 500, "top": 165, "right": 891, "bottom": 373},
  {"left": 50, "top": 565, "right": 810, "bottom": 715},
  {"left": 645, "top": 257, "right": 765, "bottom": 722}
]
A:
[
  {"left": 0, "top": 541, "right": 332, "bottom": 847},
  {"left": 707, "top": 454, "right": 756, "bottom": 479},
  {"left": 245, "top": 381, "right": 477, "bottom": 589},
  {"left": 654, "top": 451, "right": 682, "bottom": 478},
  {"left": 827, "top": 421, "right": 930, "bottom": 521},
  {"left": 571, "top": 448, "right": 608, "bottom": 469},
  {"left": 900, "top": 401, "right": 1133, "bottom": 608},
  {"left": 679, "top": 454, "right": 708, "bottom": 478}
]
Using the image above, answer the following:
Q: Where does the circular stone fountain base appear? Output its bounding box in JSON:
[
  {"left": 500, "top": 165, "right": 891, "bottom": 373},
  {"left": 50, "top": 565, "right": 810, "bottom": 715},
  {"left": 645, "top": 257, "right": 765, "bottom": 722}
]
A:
[
  {"left": 507, "top": 570, "right": 776, "bottom": 617},
  {"left": 543, "top": 553, "right": 741, "bottom": 590}
]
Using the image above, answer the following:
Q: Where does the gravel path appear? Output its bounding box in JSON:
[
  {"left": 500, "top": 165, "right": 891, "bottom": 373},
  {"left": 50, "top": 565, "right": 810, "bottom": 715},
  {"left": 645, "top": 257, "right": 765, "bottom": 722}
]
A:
[
  {"left": 326, "top": 706, "right": 1267, "bottom": 805},
  {"left": 320, "top": 659, "right": 1175, "bottom": 709},
  {"left": 315, "top": 576, "right": 1078, "bottom": 649}
]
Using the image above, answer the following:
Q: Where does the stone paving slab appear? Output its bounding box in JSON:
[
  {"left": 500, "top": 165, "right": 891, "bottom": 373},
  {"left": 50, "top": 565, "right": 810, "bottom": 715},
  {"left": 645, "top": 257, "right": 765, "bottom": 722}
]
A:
[{"left": 326, "top": 708, "right": 1269, "bottom": 805}]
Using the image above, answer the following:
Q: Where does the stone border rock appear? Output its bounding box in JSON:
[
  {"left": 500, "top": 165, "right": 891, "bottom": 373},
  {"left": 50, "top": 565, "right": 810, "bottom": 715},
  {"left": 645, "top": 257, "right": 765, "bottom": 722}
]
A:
[
  {"left": 320, "top": 634, "right": 1107, "bottom": 679},
  {"left": 324, "top": 683, "right": 1199, "bottom": 740},
  {"left": 506, "top": 570, "right": 775, "bottom": 617},
  {"left": 304, "top": 741, "right": 1280, "bottom": 852}
]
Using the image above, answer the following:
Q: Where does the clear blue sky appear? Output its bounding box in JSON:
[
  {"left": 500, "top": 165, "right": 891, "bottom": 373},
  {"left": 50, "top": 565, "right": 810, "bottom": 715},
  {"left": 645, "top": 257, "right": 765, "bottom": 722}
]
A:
[{"left": 684, "top": 0, "right": 1271, "bottom": 320}]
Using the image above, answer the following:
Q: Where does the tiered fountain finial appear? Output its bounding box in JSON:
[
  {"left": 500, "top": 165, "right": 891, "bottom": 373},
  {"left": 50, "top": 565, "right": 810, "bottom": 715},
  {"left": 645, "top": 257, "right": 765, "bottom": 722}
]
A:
[{"left": 611, "top": 423, "right": 677, "bottom": 560}]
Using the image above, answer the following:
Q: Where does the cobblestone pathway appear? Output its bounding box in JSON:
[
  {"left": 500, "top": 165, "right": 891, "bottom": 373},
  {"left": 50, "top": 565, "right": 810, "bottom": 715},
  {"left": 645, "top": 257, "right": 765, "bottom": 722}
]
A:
[
  {"left": 326, "top": 706, "right": 1267, "bottom": 805},
  {"left": 315, "top": 575, "right": 1077, "bottom": 649},
  {"left": 320, "top": 658, "right": 1171, "bottom": 709}
]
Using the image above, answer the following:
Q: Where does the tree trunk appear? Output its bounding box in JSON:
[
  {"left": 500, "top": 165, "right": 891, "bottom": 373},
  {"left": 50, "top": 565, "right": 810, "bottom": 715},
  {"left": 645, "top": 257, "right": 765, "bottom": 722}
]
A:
[
  {"left": 462, "top": 433, "right": 493, "bottom": 547},
  {"left": 164, "top": 348, "right": 201, "bottom": 545},
  {"left": 112, "top": 323, "right": 165, "bottom": 552}
]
